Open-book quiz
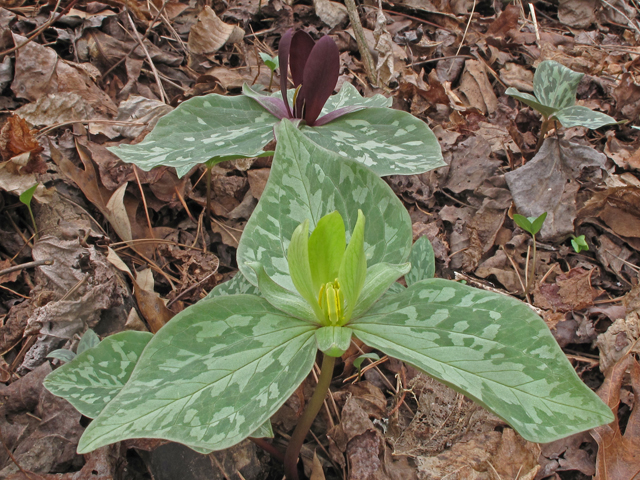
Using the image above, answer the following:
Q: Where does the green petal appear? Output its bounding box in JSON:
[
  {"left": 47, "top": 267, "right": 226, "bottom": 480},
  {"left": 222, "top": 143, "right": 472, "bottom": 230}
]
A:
[
  {"left": 338, "top": 210, "right": 367, "bottom": 321},
  {"left": 308, "top": 211, "right": 346, "bottom": 292},
  {"left": 315, "top": 327, "right": 352, "bottom": 357}
]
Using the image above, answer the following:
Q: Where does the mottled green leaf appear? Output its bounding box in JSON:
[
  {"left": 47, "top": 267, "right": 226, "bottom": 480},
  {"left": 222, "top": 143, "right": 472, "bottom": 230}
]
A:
[
  {"left": 308, "top": 211, "right": 345, "bottom": 292},
  {"left": 44, "top": 331, "right": 153, "bottom": 419},
  {"left": 301, "top": 108, "right": 445, "bottom": 176},
  {"left": 320, "top": 82, "right": 391, "bottom": 114},
  {"left": 339, "top": 210, "right": 366, "bottom": 320},
  {"left": 108, "top": 95, "right": 277, "bottom": 178},
  {"left": 351, "top": 262, "right": 410, "bottom": 319},
  {"left": 534, "top": 60, "right": 583, "bottom": 111},
  {"left": 47, "top": 349, "right": 76, "bottom": 363},
  {"left": 315, "top": 326, "right": 352, "bottom": 357},
  {"left": 288, "top": 220, "right": 323, "bottom": 318},
  {"left": 77, "top": 329, "right": 101, "bottom": 355},
  {"left": 350, "top": 279, "right": 614, "bottom": 443},
  {"left": 237, "top": 120, "right": 412, "bottom": 292},
  {"left": 552, "top": 106, "right": 618, "bottom": 129},
  {"left": 406, "top": 236, "right": 435, "bottom": 285},
  {"left": 77, "top": 295, "right": 317, "bottom": 454},
  {"left": 251, "top": 420, "right": 274, "bottom": 439},
  {"left": 505, "top": 88, "right": 557, "bottom": 118},
  {"left": 248, "top": 262, "right": 317, "bottom": 323},
  {"left": 206, "top": 273, "right": 260, "bottom": 299},
  {"left": 353, "top": 353, "right": 379, "bottom": 371}
]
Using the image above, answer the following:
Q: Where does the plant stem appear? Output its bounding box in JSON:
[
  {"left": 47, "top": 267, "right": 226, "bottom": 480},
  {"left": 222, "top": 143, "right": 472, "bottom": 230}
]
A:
[
  {"left": 284, "top": 354, "right": 336, "bottom": 480},
  {"left": 531, "top": 235, "right": 537, "bottom": 291},
  {"left": 534, "top": 117, "right": 552, "bottom": 154},
  {"left": 269, "top": 71, "right": 274, "bottom": 91},
  {"left": 343, "top": 0, "right": 378, "bottom": 87},
  {"left": 205, "top": 165, "right": 212, "bottom": 221}
]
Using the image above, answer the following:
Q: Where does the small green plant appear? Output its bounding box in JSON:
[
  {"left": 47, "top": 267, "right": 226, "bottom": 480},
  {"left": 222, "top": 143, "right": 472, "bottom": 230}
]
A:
[
  {"left": 571, "top": 234, "right": 589, "bottom": 253},
  {"left": 513, "top": 212, "right": 547, "bottom": 296},
  {"left": 19, "top": 183, "right": 39, "bottom": 238},
  {"left": 258, "top": 52, "right": 279, "bottom": 91},
  {"left": 507, "top": 60, "right": 617, "bottom": 150},
  {"left": 45, "top": 123, "right": 612, "bottom": 480},
  {"left": 47, "top": 329, "right": 101, "bottom": 364}
]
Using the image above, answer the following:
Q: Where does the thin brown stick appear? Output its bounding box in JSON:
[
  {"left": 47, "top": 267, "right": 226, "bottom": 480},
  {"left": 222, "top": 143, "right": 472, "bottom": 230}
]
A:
[
  {"left": 133, "top": 167, "right": 154, "bottom": 240},
  {"left": 0, "top": 427, "right": 36, "bottom": 480},
  {"left": 166, "top": 270, "right": 218, "bottom": 308},
  {"left": 126, "top": 12, "right": 168, "bottom": 103},
  {"left": 0, "top": 260, "right": 52, "bottom": 278},
  {"left": 344, "top": 0, "right": 378, "bottom": 86}
]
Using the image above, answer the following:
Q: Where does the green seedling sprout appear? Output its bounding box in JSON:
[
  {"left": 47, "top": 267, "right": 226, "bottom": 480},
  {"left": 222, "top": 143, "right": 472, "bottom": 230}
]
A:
[
  {"left": 47, "top": 329, "right": 101, "bottom": 364},
  {"left": 353, "top": 352, "right": 380, "bottom": 380},
  {"left": 513, "top": 212, "right": 547, "bottom": 297},
  {"left": 259, "top": 52, "right": 279, "bottom": 91},
  {"left": 506, "top": 61, "right": 617, "bottom": 152},
  {"left": 19, "top": 183, "right": 39, "bottom": 239},
  {"left": 571, "top": 234, "right": 589, "bottom": 253}
]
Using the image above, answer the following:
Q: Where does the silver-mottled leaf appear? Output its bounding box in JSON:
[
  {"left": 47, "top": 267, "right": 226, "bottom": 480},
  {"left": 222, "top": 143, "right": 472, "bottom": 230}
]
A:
[
  {"left": 206, "top": 272, "right": 260, "bottom": 299},
  {"left": 351, "top": 262, "right": 411, "bottom": 319},
  {"left": 320, "top": 82, "right": 391, "bottom": 115},
  {"left": 301, "top": 108, "right": 445, "bottom": 176},
  {"left": 505, "top": 87, "right": 557, "bottom": 118},
  {"left": 47, "top": 349, "right": 77, "bottom": 363},
  {"left": 77, "top": 329, "right": 101, "bottom": 355},
  {"left": 552, "top": 105, "right": 618, "bottom": 129},
  {"left": 350, "top": 279, "right": 614, "bottom": 443},
  {"left": 406, "top": 236, "right": 435, "bottom": 285},
  {"left": 533, "top": 60, "right": 583, "bottom": 111},
  {"left": 251, "top": 420, "right": 273, "bottom": 438},
  {"left": 108, "top": 95, "right": 278, "bottom": 178},
  {"left": 237, "top": 120, "right": 412, "bottom": 291},
  {"left": 44, "top": 331, "right": 153, "bottom": 419},
  {"left": 77, "top": 295, "right": 317, "bottom": 454}
]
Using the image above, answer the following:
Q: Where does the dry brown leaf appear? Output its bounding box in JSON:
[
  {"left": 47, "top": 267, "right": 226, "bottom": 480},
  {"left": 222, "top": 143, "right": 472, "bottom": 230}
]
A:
[
  {"left": 579, "top": 187, "right": 640, "bottom": 239},
  {"left": 533, "top": 267, "right": 600, "bottom": 313},
  {"left": 458, "top": 60, "right": 498, "bottom": 115},
  {"left": 591, "top": 357, "right": 640, "bottom": 480},
  {"left": 505, "top": 138, "right": 606, "bottom": 241},
  {"left": 188, "top": 6, "right": 244, "bottom": 60},
  {"left": 0, "top": 115, "right": 43, "bottom": 165}
]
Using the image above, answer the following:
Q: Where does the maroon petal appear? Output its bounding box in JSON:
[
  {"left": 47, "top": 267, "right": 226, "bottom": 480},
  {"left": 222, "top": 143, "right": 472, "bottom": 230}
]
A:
[
  {"left": 278, "top": 29, "right": 294, "bottom": 117},
  {"left": 289, "top": 30, "right": 315, "bottom": 88},
  {"left": 242, "top": 85, "right": 288, "bottom": 119},
  {"left": 297, "top": 36, "right": 340, "bottom": 126}
]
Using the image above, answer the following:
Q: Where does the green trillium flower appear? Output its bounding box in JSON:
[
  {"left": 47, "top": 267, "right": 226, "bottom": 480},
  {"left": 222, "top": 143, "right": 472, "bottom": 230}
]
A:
[{"left": 249, "top": 210, "right": 410, "bottom": 357}]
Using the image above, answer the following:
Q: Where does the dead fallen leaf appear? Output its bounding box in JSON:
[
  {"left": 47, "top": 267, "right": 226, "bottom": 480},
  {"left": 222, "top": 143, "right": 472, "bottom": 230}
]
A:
[
  {"left": 505, "top": 138, "right": 606, "bottom": 241},
  {"left": 458, "top": 60, "right": 498, "bottom": 115},
  {"left": 534, "top": 267, "right": 600, "bottom": 312},
  {"left": 444, "top": 136, "right": 501, "bottom": 194},
  {"left": 591, "top": 356, "right": 640, "bottom": 480},
  {"left": 188, "top": 6, "right": 244, "bottom": 65},
  {"left": 579, "top": 187, "right": 640, "bottom": 239}
]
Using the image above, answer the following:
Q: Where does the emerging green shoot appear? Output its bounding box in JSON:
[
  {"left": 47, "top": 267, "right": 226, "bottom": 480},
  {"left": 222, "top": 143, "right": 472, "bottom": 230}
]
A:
[
  {"left": 259, "top": 52, "right": 279, "bottom": 91},
  {"left": 19, "top": 183, "right": 39, "bottom": 238},
  {"left": 571, "top": 234, "right": 589, "bottom": 253},
  {"left": 513, "top": 212, "right": 547, "bottom": 297}
]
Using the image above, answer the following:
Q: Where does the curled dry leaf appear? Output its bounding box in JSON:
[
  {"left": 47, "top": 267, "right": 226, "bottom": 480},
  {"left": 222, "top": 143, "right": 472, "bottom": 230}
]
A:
[
  {"left": 188, "top": 6, "right": 244, "bottom": 60},
  {"left": 579, "top": 187, "right": 640, "bottom": 240},
  {"left": 591, "top": 356, "right": 640, "bottom": 480}
]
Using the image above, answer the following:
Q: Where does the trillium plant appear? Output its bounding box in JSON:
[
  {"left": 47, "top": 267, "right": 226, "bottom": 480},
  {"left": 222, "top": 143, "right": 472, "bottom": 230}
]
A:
[
  {"left": 107, "top": 29, "right": 444, "bottom": 178},
  {"left": 506, "top": 60, "right": 618, "bottom": 150},
  {"left": 46, "top": 122, "right": 613, "bottom": 479}
]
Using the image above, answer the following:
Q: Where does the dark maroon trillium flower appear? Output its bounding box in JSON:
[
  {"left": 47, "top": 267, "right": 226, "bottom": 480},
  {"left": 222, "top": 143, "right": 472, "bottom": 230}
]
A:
[{"left": 245, "top": 29, "right": 365, "bottom": 127}]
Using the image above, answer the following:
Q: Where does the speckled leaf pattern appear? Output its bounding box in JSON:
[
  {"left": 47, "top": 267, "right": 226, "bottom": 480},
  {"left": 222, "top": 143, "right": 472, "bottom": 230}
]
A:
[
  {"left": 108, "top": 95, "right": 278, "bottom": 178},
  {"left": 205, "top": 272, "right": 260, "bottom": 299},
  {"left": 350, "top": 279, "right": 614, "bottom": 444},
  {"left": 44, "top": 331, "right": 153, "bottom": 419},
  {"left": 301, "top": 108, "right": 445, "bottom": 176},
  {"left": 533, "top": 60, "right": 583, "bottom": 111},
  {"left": 237, "top": 120, "right": 412, "bottom": 292},
  {"left": 320, "top": 82, "right": 391, "bottom": 114},
  {"left": 552, "top": 105, "right": 617, "bottom": 129},
  {"left": 505, "top": 87, "right": 558, "bottom": 118},
  {"left": 77, "top": 295, "right": 317, "bottom": 454},
  {"left": 406, "top": 236, "right": 436, "bottom": 286}
]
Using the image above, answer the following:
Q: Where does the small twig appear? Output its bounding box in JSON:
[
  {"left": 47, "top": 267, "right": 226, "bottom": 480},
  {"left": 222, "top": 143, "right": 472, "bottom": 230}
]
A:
[
  {"left": 166, "top": 270, "right": 218, "bottom": 308},
  {"left": 406, "top": 54, "right": 474, "bottom": 69},
  {"left": 0, "top": 260, "right": 53, "bottom": 278},
  {"left": 133, "top": 167, "right": 154, "bottom": 241},
  {"left": 0, "top": 284, "right": 30, "bottom": 299},
  {"left": 126, "top": 12, "right": 168, "bottom": 103},
  {"left": 528, "top": 3, "right": 541, "bottom": 46},
  {"left": 344, "top": 0, "right": 378, "bottom": 87},
  {"left": 601, "top": 0, "right": 640, "bottom": 37},
  {"left": 450, "top": 0, "right": 476, "bottom": 74},
  {"left": 37, "top": 120, "right": 146, "bottom": 138},
  {"left": 0, "top": 427, "right": 36, "bottom": 480},
  {"left": 0, "top": 0, "right": 74, "bottom": 56}
]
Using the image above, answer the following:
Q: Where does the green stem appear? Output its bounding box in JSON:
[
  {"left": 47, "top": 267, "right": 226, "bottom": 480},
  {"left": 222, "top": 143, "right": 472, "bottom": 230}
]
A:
[
  {"left": 284, "top": 354, "right": 335, "bottom": 480},
  {"left": 269, "top": 71, "right": 274, "bottom": 92},
  {"left": 531, "top": 236, "right": 537, "bottom": 290},
  {"left": 534, "top": 117, "right": 552, "bottom": 154},
  {"left": 205, "top": 165, "right": 212, "bottom": 221}
]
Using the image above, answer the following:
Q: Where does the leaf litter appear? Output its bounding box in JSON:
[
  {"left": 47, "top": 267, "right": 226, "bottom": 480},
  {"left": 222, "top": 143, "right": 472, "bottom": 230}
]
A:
[{"left": 1, "top": 0, "right": 640, "bottom": 478}]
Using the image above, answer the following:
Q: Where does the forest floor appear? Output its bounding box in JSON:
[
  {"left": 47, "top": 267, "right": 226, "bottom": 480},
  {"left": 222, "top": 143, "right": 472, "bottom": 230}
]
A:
[{"left": 0, "top": 0, "right": 640, "bottom": 478}]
